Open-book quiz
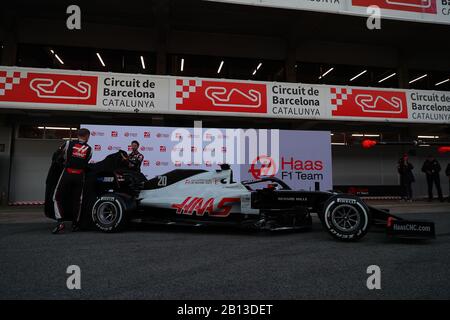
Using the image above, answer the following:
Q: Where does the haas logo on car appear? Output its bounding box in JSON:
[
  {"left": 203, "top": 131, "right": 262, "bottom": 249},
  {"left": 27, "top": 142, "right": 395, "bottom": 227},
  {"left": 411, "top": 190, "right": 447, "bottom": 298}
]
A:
[
  {"left": 171, "top": 197, "right": 240, "bottom": 217},
  {"left": 352, "top": 0, "right": 437, "bottom": 13},
  {"left": 0, "top": 70, "right": 98, "bottom": 105},
  {"left": 175, "top": 79, "right": 267, "bottom": 114},
  {"left": 331, "top": 88, "right": 408, "bottom": 119}
]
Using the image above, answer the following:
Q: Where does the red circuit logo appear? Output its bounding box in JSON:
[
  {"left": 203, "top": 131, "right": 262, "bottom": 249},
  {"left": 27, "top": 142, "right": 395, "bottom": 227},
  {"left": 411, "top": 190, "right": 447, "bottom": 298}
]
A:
[
  {"left": 0, "top": 70, "right": 98, "bottom": 105},
  {"left": 331, "top": 88, "right": 408, "bottom": 119},
  {"left": 352, "top": 0, "right": 437, "bottom": 14},
  {"left": 143, "top": 160, "right": 150, "bottom": 167},
  {"left": 111, "top": 131, "right": 118, "bottom": 137},
  {"left": 144, "top": 131, "right": 151, "bottom": 138},
  {"left": 175, "top": 79, "right": 267, "bottom": 114},
  {"left": 94, "top": 145, "right": 101, "bottom": 151},
  {"left": 171, "top": 197, "right": 240, "bottom": 217},
  {"left": 160, "top": 146, "right": 167, "bottom": 152}
]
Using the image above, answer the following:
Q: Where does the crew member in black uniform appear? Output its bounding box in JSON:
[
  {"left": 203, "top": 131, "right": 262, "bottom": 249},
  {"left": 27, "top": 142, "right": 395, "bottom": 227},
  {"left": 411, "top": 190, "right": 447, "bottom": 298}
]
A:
[
  {"left": 127, "top": 140, "right": 144, "bottom": 172},
  {"left": 52, "top": 128, "right": 92, "bottom": 234},
  {"left": 397, "top": 153, "right": 415, "bottom": 201},
  {"left": 421, "top": 155, "right": 443, "bottom": 202}
]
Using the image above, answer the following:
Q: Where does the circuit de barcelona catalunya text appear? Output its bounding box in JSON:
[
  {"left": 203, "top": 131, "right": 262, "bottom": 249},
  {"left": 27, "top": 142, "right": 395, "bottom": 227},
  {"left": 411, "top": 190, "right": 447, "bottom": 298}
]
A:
[{"left": 45, "top": 151, "right": 435, "bottom": 241}]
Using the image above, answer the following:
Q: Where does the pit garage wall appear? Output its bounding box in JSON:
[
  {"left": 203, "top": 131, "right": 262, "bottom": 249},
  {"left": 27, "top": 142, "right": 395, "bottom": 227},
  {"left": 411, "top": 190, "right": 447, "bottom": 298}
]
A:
[
  {"left": 7, "top": 130, "right": 450, "bottom": 202},
  {"left": 0, "top": 117, "right": 12, "bottom": 204},
  {"left": 9, "top": 138, "right": 60, "bottom": 203},
  {"left": 333, "top": 145, "right": 450, "bottom": 199}
]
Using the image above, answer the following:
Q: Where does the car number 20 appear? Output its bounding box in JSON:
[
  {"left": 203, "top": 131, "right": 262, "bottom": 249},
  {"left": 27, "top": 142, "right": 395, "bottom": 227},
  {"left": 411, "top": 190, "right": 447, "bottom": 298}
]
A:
[{"left": 158, "top": 175, "right": 167, "bottom": 187}]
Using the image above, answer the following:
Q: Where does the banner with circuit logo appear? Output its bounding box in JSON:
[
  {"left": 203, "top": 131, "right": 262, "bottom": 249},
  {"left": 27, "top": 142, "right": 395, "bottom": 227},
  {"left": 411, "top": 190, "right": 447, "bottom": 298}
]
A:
[
  {"left": 1, "top": 66, "right": 450, "bottom": 124},
  {"left": 0, "top": 67, "right": 170, "bottom": 114},
  {"left": 82, "top": 124, "right": 332, "bottom": 191},
  {"left": 206, "top": 0, "right": 450, "bottom": 25}
]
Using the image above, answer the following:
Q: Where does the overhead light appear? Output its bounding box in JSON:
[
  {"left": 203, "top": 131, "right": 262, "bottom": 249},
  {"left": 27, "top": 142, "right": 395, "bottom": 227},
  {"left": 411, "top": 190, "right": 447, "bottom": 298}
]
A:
[
  {"left": 180, "top": 58, "right": 184, "bottom": 72},
  {"left": 256, "top": 62, "right": 262, "bottom": 70},
  {"left": 419, "top": 145, "right": 431, "bottom": 147},
  {"left": 217, "top": 61, "right": 224, "bottom": 74},
  {"left": 54, "top": 54, "right": 64, "bottom": 65},
  {"left": 140, "top": 56, "right": 146, "bottom": 70},
  {"left": 332, "top": 143, "right": 346, "bottom": 146},
  {"left": 330, "top": 133, "right": 334, "bottom": 136},
  {"left": 252, "top": 69, "right": 257, "bottom": 76},
  {"left": 38, "top": 126, "right": 77, "bottom": 130},
  {"left": 350, "top": 70, "right": 367, "bottom": 82},
  {"left": 96, "top": 52, "right": 105, "bottom": 67},
  {"left": 352, "top": 134, "right": 380, "bottom": 137},
  {"left": 418, "top": 135, "right": 439, "bottom": 139},
  {"left": 409, "top": 74, "right": 427, "bottom": 84},
  {"left": 319, "top": 67, "right": 334, "bottom": 80},
  {"left": 435, "top": 79, "right": 450, "bottom": 86},
  {"left": 378, "top": 73, "right": 396, "bottom": 83},
  {"left": 50, "top": 49, "right": 55, "bottom": 54}
]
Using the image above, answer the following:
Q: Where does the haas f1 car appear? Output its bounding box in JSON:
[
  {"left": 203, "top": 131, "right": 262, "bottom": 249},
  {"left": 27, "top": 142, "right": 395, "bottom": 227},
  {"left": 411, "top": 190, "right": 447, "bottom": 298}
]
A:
[{"left": 45, "top": 151, "right": 435, "bottom": 241}]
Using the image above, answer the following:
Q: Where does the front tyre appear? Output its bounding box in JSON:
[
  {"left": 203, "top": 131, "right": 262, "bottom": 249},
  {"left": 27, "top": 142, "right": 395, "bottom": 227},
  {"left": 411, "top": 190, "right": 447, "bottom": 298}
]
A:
[
  {"left": 92, "top": 194, "right": 128, "bottom": 232},
  {"left": 321, "top": 195, "right": 371, "bottom": 241}
]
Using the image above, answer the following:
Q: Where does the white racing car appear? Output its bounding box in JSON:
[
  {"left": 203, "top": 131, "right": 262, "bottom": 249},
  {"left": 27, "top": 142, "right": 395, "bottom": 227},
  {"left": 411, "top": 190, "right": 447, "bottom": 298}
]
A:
[{"left": 45, "top": 151, "right": 435, "bottom": 241}]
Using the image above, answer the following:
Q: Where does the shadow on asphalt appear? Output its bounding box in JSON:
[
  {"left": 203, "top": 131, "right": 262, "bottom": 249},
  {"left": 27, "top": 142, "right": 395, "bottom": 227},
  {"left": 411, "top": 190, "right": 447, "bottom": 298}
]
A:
[{"left": 129, "top": 221, "right": 315, "bottom": 237}]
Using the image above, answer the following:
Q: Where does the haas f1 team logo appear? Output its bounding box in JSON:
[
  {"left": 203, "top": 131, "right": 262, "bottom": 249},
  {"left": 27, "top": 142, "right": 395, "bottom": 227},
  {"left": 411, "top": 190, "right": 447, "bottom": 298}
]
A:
[
  {"left": 0, "top": 70, "right": 97, "bottom": 105},
  {"left": 72, "top": 144, "right": 90, "bottom": 159},
  {"left": 249, "top": 155, "right": 277, "bottom": 180},
  {"left": 172, "top": 197, "right": 240, "bottom": 217},
  {"left": 352, "top": 0, "right": 437, "bottom": 14},
  {"left": 331, "top": 88, "right": 408, "bottom": 119},
  {"left": 175, "top": 79, "right": 267, "bottom": 114}
]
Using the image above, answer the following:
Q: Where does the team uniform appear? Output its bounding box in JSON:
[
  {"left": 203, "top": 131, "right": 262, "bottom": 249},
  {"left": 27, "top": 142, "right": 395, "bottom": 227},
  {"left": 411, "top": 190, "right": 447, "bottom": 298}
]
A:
[
  {"left": 421, "top": 159, "right": 443, "bottom": 202},
  {"left": 128, "top": 150, "right": 144, "bottom": 172},
  {"left": 53, "top": 140, "right": 92, "bottom": 227}
]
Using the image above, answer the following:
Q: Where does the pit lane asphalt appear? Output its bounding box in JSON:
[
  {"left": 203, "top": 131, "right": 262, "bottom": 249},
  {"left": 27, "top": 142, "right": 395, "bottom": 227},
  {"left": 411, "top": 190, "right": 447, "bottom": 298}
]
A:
[{"left": 0, "top": 204, "right": 449, "bottom": 300}]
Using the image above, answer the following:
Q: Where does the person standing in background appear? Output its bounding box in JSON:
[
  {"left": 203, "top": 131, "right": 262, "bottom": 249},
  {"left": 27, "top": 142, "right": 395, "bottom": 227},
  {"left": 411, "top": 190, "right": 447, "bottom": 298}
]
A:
[
  {"left": 397, "top": 153, "right": 414, "bottom": 202},
  {"left": 421, "top": 155, "right": 444, "bottom": 202}
]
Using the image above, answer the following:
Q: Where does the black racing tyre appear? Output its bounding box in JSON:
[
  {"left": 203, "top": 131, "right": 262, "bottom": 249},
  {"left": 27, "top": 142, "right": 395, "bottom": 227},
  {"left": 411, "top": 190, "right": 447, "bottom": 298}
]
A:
[
  {"left": 320, "top": 195, "right": 371, "bottom": 241},
  {"left": 91, "top": 194, "right": 129, "bottom": 232}
]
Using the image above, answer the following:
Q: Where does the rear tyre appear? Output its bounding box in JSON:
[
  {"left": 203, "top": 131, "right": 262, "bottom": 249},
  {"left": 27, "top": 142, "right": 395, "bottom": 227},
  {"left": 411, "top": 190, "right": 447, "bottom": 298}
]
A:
[
  {"left": 91, "top": 194, "right": 129, "bottom": 232},
  {"left": 321, "top": 195, "right": 371, "bottom": 241}
]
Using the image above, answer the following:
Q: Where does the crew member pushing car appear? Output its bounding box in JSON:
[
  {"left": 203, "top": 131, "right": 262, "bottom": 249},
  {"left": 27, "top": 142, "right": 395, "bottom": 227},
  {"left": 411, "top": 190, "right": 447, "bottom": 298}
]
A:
[
  {"left": 127, "top": 140, "right": 144, "bottom": 172},
  {"left": 52, "top": 128, "right": 92, "bottom": 234}
]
